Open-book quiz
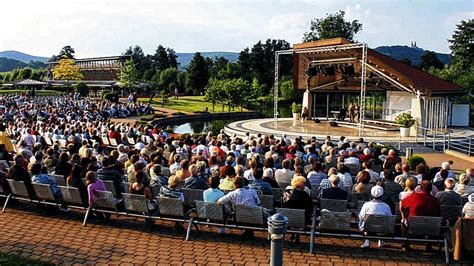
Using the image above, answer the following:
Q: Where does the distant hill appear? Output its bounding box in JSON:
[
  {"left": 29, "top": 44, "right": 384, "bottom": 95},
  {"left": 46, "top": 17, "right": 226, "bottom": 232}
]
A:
[
  {"left": 0, "top": 57, "right": 47, "bottom": 72},
  {"left": 176, "top": 52, "right": 239, "bottom": 69},
  {"left": 0, "top": 50, "right": 48, "bottom": 63},
  {"left": 374, "top": 45, "right": 450, "bottom": 65}
]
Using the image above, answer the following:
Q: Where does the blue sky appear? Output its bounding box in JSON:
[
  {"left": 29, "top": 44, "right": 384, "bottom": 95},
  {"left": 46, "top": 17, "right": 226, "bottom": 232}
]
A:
[{"left": 2, "top": 0, "right": 472, "bottom": 58}]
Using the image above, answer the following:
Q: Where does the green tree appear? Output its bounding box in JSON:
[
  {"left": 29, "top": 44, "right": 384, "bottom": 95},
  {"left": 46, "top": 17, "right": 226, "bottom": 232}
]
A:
[
  {"left": 75, "top": 82, "right": 89, "bottom": 97},
  {"left": 49, "top": 45, "right": 75, "bottom": 61},
  {"left": 119, "top": 59, "right": 138, "bottom": 93},
  {"left": 19, "top": 68, "right": 33, "bottom": 79},
  {"left": 303, "top": 10, "right": 362, "bottom": 42},
  {"left": 124, "top": 45, "right": 152, "bottom": 79},
  {"left": 158, "top": 68, "right": 179, "bottom": 92},
  {"left": 52, "top": 59, "right": 83, "bottom": 81},
  {"left": 186, "top": 52, "right": 210, "bottom": 95},
  {"left": 209, "top": 56, "right": 229, "bottom": 78},
  {"left": 449, "top": 19, "right": 473, "bottom": 69},
  {"left": 204, "top": 78, "right": 224, "bottom": 111},
  {"left": 418, "top": 51, "right": 444, "bottom": 70}
]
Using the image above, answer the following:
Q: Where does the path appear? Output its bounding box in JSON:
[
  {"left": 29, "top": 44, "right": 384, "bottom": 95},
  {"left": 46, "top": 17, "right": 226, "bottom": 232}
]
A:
[{"left": 0, "top": 206, "right": 471, "bottom": 265}]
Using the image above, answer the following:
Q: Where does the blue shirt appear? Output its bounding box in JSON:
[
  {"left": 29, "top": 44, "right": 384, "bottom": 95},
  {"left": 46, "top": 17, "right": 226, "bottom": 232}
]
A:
[
  {"left": 248, "top": 179, "right": 273, "bottom": 195},
  {"left": 32, "top": 174, "right": 61, "bottom": 198},
  {"left": 203, "top": 188, "right": 225, "bottom": 202}
]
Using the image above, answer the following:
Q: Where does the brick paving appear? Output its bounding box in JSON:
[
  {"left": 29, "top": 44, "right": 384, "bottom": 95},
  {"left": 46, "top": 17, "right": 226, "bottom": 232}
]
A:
[{"left": 0, "top": 204, "right": 472, "bottom": 265}]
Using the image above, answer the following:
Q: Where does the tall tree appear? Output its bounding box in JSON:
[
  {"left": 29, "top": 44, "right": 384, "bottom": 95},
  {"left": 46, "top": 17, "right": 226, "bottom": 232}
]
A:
[
  {"left": 123, "top": 45, "right": 152, "bottom": 79},
  {"left": 418, "top": 51, "right": 444, "bottom": 70},
  {"left": 449, "top": 19, "right": 473, "bottom": 69},
  {"left": 166, "top": 48, "right": 179, "bottom": 69},
  {"left": 151, "top": 45, "right": 178, "bottom": 72},
  {"left": 237, "top": 48, "right": 252, "bottom": 81},
  {"left": 49, "top": 45, "right": 76, "bottom": 62},
  {"left": 303, "top": 10, "right": 362, "bottom": 42},
  {"left": 119, "top": 59, "right": 138, "bottom": 93},
  {"left": 186, "top": 52, "right": 210, "bottom": 95}
]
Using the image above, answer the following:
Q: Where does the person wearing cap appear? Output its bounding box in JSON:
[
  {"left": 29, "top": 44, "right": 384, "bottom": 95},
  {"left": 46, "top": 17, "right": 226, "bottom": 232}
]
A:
[
  {"left": 358, "top": 185, "right": 392, "bottom": 248},
  {"left": 462, "top": 193, "right": 474, "bottom": 218}
]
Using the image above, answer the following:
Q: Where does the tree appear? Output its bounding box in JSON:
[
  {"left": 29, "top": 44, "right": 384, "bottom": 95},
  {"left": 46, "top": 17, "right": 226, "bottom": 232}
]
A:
[
  {"left": 303, "top": 10, "right": 362, "bottom": 42},
  {"left": 186, "top": 52, "right": 210, "bottom": 95},
  {"left": 209, "top": 56, "right": 229, "bottom": 78},
  {"left": 75, "top": 82, "right": 89, "bottom": 97},
  {"left": 449, "top": 19, "right": 473, "bottom": 69},
  {"left": 158, "top": 68, "right": 179, "bottom": 92},
  {"left": 418, "top": 51, "right": 444, "bottom": 70},
  {"left": 400, "top": 58, "right": 412, "bottom": 66},
  {"left": 237, "top": 48, "right": 252, "bottom": 81},
  {"left": 52, "top": 59, "right": 83, "bottom": 81},
  {"left": 204, "top": 78, "right": 224, "bottom": 112},
  {"left": 166, "top": 48, "right": 179, "bottom": 69},
  {"left": 19, "top": 68, "right": 33, "bottom": 79},
  {"left": 152, "top": 45, "right": 179, "bottom": 73},
  {"left": 119, "top": 59, "right": 137, "bottom": 93},
  {"left": 124, "top": 45, "right": 152, "bottom": 79}
]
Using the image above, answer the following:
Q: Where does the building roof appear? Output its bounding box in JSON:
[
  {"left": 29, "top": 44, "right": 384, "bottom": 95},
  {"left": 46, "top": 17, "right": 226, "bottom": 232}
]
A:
[{"left": 292, "top": 38, "right": 465, "bottom": 97}]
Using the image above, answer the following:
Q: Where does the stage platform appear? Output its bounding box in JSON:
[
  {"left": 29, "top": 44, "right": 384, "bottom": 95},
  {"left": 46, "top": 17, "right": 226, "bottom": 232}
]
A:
[{"left": 225, "top": 118, "right": 412, "bottom": 142}]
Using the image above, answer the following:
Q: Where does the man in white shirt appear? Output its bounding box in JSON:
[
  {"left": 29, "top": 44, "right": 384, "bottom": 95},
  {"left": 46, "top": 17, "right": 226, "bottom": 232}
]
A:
[
  {"left": 358, "top": 186, "right": 392, "bottom": 248},
  {"left": 275, "top": 159, "right": 294, "bottom": 184}
]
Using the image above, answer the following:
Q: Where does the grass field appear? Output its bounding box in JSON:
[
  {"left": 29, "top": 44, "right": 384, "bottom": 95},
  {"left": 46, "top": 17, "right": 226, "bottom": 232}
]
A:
[{"left": 141, "top": 96, "right": 248, "bottom": 113}]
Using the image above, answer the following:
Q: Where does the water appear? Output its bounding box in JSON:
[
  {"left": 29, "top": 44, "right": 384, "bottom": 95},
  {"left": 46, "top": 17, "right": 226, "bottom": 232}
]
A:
[{"left": 169, "top": 119, "right": 239, "bottom": 134}]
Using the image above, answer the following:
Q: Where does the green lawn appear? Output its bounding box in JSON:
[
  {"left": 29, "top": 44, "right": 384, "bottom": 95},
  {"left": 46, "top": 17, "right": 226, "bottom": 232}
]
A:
[
  {"left": 141, "top": 96, "right": 248, "bottom": 113},
  {"left": 0, "top": 253, "right": 50, "bottom": 266}
]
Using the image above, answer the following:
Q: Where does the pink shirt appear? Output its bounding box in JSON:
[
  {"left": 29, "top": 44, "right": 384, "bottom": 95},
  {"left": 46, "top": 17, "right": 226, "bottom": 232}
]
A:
[{"left": 87, "top": 179, "right": 106, "bottom": 206}]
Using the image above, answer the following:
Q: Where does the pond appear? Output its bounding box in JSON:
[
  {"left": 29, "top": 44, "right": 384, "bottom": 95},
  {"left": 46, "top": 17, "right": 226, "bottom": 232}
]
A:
[{"left": 168, "top": 119, "right": 240, "bottom": 134}]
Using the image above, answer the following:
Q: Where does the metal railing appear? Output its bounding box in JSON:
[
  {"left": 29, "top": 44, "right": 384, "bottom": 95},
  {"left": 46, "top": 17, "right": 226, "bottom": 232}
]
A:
[{"left": 415, "top": 126, "right": 473, "bottom": 156}]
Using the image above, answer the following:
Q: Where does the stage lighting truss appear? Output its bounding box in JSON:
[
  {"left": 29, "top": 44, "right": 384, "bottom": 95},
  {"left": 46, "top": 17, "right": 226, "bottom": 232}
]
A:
[{"left": 273, "top": 43, "right": 368, "bottom": 136}]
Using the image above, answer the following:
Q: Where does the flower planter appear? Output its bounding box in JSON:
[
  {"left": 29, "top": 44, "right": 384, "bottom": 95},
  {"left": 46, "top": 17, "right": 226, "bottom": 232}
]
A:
[{"left": 400, "top": 127, "right": 410, "bottom": 137}]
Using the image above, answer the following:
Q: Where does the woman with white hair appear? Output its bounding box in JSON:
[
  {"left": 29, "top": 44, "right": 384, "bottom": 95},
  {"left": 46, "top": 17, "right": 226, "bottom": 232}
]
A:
[
  {"left": 454, "top": 173, "right": 474, "bottom": 197},
  {"left": 462, "top": 193, "right": 474, "bottom": 218}
]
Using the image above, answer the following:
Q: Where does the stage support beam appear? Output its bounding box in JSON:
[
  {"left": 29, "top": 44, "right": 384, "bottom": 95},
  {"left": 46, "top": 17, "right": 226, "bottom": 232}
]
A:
[{"left": 358, "top": 43, "right": 368, "bottom": 136}]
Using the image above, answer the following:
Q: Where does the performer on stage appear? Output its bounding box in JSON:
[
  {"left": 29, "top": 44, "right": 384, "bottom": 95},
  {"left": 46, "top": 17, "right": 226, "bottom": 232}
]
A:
[
  {"left": 302, "top": 107, "right": 309, "bottom": 122},
  {"left": 348, "top": 102, "right": 355, "bottom": 123}
]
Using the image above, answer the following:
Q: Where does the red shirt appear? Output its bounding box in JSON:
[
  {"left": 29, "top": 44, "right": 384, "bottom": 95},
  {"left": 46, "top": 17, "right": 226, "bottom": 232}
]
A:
[{"left": 401, "top": 192, "right": 440, "bottom": 222}]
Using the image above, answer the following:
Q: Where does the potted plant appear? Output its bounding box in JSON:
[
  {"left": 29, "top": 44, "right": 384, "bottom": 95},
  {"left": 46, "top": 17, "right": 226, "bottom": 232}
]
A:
[
  {"left": 291, "top": 102, "right": 302, "bottom": 120},
  {"left": 395, "top": 112, "right": 415, "bottom": 137}
]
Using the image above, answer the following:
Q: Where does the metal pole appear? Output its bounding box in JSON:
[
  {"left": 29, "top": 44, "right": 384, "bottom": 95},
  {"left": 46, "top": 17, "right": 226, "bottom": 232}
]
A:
[
  {"left": 273, "top": 52, "right": 280, "bottom": 121},
  {"left": 268, "top": 213, "right": 288, "bottom": 266},
  {"left": 433, "top": 131, "right": 436, "bottom": 150},
  {"left": 469, "top": 138, "right": 472, "bottom": 156},
  {"left": 447, "top": 133, "right": 450, "bottom": 150},
  {"left": 358, "top": 43, "right": 368, "bottom": 137}
]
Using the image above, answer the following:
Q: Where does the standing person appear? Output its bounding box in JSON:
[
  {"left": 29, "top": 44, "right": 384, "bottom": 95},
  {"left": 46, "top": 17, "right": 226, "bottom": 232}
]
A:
[
  {"left": 348, "top": 102, "right": 355, "bottom": 123},
  {"left": 301, "top": 107, "right": 309, "bottom": 122}
]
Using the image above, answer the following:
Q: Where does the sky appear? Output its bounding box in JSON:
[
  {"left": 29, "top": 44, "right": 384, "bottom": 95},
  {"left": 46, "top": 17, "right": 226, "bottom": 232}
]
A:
[{"left": 2, "top": 0, "right": 473, "bottom": 58}]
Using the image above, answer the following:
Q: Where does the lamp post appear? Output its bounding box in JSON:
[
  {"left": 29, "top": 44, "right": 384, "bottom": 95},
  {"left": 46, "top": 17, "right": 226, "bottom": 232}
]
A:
[{"left": 267, "top": 213, "right": 288, "bottom": 266}]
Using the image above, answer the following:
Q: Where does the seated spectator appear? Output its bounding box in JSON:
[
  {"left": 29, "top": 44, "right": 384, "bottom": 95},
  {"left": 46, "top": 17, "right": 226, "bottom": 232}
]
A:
[
  {"left": 382, "top": 170, "right": 402, "bottom": 202},
  {"left": 9, "top": 154, "right": 35, "bottom": 198},
  {"left": 66, "top": 164, "right": 88, "bottom": 206},
  {"left": 322, "top": 175, "right": 348, "bottom": 200},
  {"left": 31, "top": 164, "right": 62, "bottom": 201},
  {"left": 400, "top": 180, "right": 441, "bottom": 251},
  {"left": 217, "top": 177, "right": 260, "bottom": 207},
  {"left": 307, "top": 162, "right": 327, "bottom": 188},
  {"left": 383, "top": 149, "right": 401, "bottom": 171},
  {"left": 129, "top": 171, "right": 154, "bottom": 205},
  {"left": 54, "top": 152, "right": 72, "bottom": 178},
  {"left": 462, "top": 193, "right": 474, "bottom": 218},
  {"left": 344, "top": 151, "right": 360, "bottom": 165},
  {"left": 183, "top": 164, "right": 209, "bottom": 190},
  {"left": 399, "top": 177, "right": 416, "bottom": 201},
  {"left": 175, "top": 159, "right": 191, "bottom": 181},
  {"left": 358, "top": 148, "right": 372, "bottom": 163},
  {"left": 353, "top": 171, "right": 373, "bottom": 194},
  {"left": 203, "top": 175, "right": 225, "bottom": 203},
  {"left": 454, "top": 173, "right": 474, "bottom": 197},
  {"left": 433, "top": 161, "right": 456, "bottom": 182},
  {"left": 414, "top": 173, "right": 439, "bottom": 196},
  {"left": 159, "top": 175, "right": 184, "bottom": 201},
  {"left": 319, "top": 168, "right": 343, "bottom": 195},
  {"left": 248, "top": 169, "right": 273, "bottom": 195},
  {"left": 433, "top": 169, "right": 449, "bottom": 191},
  {"left": 219, "top": 167, "right": 237, "bottom": 191},
  {"left": 359, "top": 186, "right": 392, "bottom": 248},
  {"left": 395, "top": 163, "right": 414, "bottom": 187},
  {"left": 336, "top": 163, "right": 352, "bottom": 193},
  {"left": 283, "top": 176, "right": 314, "bottom": 242},
  {"left": 97, "top": 157, "right": 123, "bottom": 199},
  {"left": 85, "top": 171, "right": 108, "bottom": 208},
  {"left": 363, "top": 160, "right": 380, "bottom": 184},
  {"left": 274, "top": 159, "right": 293, "bottom": 185},
  {"left": 150, "top": 164, "right": 168, "bottom": 187},
  {"left": 467, "top": 168, "right": 474, "bottom": 185},
  {"left": 436, "top": 179, "right": 461, "bottom": 206}
]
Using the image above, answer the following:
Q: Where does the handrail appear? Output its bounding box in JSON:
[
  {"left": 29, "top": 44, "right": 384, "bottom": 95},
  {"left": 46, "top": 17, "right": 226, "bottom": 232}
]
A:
[{"left": 415, "top": 126, "right": 473, "bottom": 156}]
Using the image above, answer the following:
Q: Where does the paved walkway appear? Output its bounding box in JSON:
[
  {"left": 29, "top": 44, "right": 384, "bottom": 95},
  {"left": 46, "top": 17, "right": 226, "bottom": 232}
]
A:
[{"left": 0, "top": 205, "right": 472, "bottom": 265}]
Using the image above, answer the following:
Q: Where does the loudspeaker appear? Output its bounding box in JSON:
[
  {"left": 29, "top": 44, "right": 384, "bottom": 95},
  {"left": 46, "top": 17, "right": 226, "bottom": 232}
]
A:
[{"left": 329, "top": 121, "right": 339, "bottom": 127}]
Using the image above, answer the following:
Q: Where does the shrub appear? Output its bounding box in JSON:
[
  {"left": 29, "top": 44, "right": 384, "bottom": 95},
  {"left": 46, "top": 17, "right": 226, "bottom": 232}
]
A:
[
  {"left": 395, "top": 112, "right": 415, "bottom": 128},
  {"left": 101, "top": 92, "right": 119, "bottom": 103},
  {"left": 75, "top": 82, "right": 89, "bottom": 97},
  {"left": 291, "top": 102, "right": 302, "bottom": 113},
  {"left": 407, "top": 155, "right": 426, "bottom": 170}
]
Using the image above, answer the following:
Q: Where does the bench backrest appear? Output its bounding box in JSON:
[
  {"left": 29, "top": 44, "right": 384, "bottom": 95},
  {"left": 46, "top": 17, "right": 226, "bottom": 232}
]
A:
[
  {"left": 182, "top": 188, "right": 204, "bottom": 206},
  {"left": 351, "top": 192, "right": 370, "bottom": 202},
  {"left": 122, "top": 193, "right": 148, "bottom": 213},
  {"left": 195, "top": 200, "right": 224, "bottom": 221},
  {"left": 101, "top": 137, "right": 110, "bottom": 146},
  {"left": 440, "top": 205, "right": 462, "bottom": 220},
  {"left": 320, "top": 199, "right": 347, "bottom": 212},
  {"left": 32, "top": 183, "right": 55, "bottom": 201},
  {"left": 59, "top": 186, "right": 84, "bottom": 205},
  {"left": 109, "top": 138, "right": 118, "bottom": 146},
  {"left": 364, "top": 214, "right": 396, "bottom": 234},
  {"left": 258, "top": 195, "right": 274, "bottom": 210},
  {"left": 122, "top": 182, "right": 130, "bottom": 194},
  {"left": 43, "top": 136, "right": 53, "bottom": 146},
  {"left": 310, "top": 186, "right": 320, "bottom": 199},
  {"left": 127, "top": 137, "right": 136, "bottom": 145},
  {"left": 156, "top": 197, "right": 184, "bottom": 217},
  {"left": 356, "top": 200, "right": 367, "bottom": 215},
  {"left": 51, "top": 174, "right": 66, "bottom": 186},
  {"left": 102, "top": 180, "right": 117, "bottom": 196},
  {"left": 92, "top": 190, "right": 116, "bottom": 209},
  {"left": 277, "top": 182, "right": 290, "bottom": 190},
  {"left": 235, "top": 204, "right": 264, "bottom": 225},
  {"left": 319, "top": 210, "right": 351, "bottom": 231},
  {"left": 271, "top": 188, "right": 282, "bottom": 203},
  {"left": 7, "top": 180, "right": 29, "bottom": 198},
  {"left": 408, "top": 216, "right": 442, "bottom": 236},
  {"left": 275, "top": 208, "right": 306, "bottom": 228}
]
